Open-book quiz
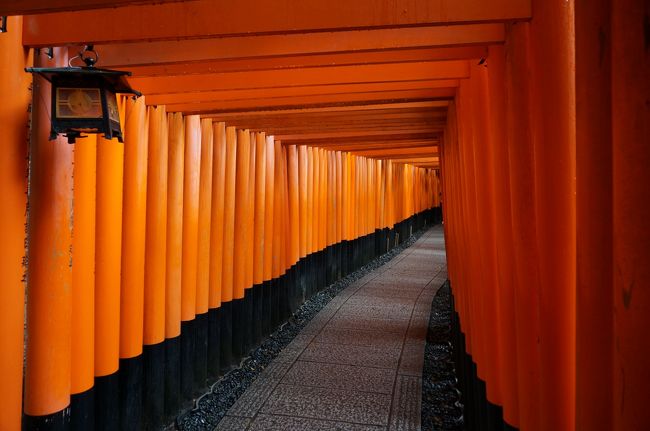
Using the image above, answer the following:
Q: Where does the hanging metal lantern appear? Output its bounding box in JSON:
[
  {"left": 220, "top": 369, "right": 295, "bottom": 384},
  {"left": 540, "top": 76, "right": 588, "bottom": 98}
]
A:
[{"left": 26, "top": 45, "right": 141, "bottom": 144}]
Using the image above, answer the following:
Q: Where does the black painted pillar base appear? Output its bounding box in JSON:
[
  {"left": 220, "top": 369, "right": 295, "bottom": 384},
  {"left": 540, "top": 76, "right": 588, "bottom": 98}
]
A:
[
  {"left": 180, "top": 320, "right": 196, "bottom": 400},
  {"left": 119, "top": 355, "right": 143, "bottom": 430},
  {"left": 261, "top": 280, "right": 272, "bottom": 338},
  {"left": 143, "top": 341, "right": 165, "bottom": 430},
  {"left": 23, "top": 406, "right": 72, "bottom": 431},
  {"left": 449, "top": 286, "right": 519, "bottom": 431},
  {"left": 194, "top": 312, "right": 209, "bottom": 391},
  {"left": 70, "top": 387, "right": 94, "bottom": 431},
  {"left": 219, "top": 302, "right": 233, "bottom": 374},
  {"left": 94, "top": 370, "right": 119, "bottom": 431},
  {"left": 243, "top": 288, "right": 254, "bottom": 354},
  {"left": 231, "top": 298, "right": 245, "bottom": 363},
  {"left": 252, "top": 283, "right": 264, "bottom": 348},
  {"left": 207, "top": 307, "right": 221, "bottom": 379}
]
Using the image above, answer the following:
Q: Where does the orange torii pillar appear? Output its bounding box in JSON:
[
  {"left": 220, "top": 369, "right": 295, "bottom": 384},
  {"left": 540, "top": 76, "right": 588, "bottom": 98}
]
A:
[
  {"left": 70, "top": 133, "right": 96, "bottom": 431},
  {"left": 142, "top": 106, "right": 168, "bottom": 429},
  {"left": 23, "top": 47, "right": 74, "bottom": 431},
  {"left": 208, "top": 122, "right": 226, "bottom": 377},
  {"left": 0, "top": 17, "right": 30, "bottom": 430},
  {"left": 180, "top": 115, "right": 201, "bottom": 399},
  {"left": 195, "top": 119, "right": 214, "bottom": 388},
  {"left": 611, "top": 0, "right": 650, "bottom": 427},
  {"left": 297, "top": 145, "right": 309, "bottom": 303},
  {"left": 252, "top": 132, "right": 267, "bottom": 346},
  {"left": 335, "top": 151, "right": 343, "bottom": 280},
  {"left": 243, "top": 132, "right": 257, "bottom": 353},
  {"left": 94, "top": 100, "right": 126, "bottom": 431},
  {"left": 305, "top": 146, "right": 316, "bottom": 293},
  {"left": 219, "top": 127, "right": 237, "bottom": 372},
  {"left": 165, "top": 112, "right": 184, "bottom": 416},
  {"left": 271, "top": 140, "right": 285, "bottom": 326},
  {"left": 286, "top": 144, "right": 300, "bottom": 310},
  {"left": 263, "top": 135, "right": 276, "bottom": 335},
  {"left": 119, "top": 96, "right": 149, "bottom": 430},
  {"left": 232, "top": 129, "right": 251, "bottom": 360}
]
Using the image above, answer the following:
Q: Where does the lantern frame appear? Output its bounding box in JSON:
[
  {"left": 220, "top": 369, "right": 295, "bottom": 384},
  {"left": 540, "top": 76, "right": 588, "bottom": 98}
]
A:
[{"left": 26, "top": 59, "right": 140, "bottom": 144}]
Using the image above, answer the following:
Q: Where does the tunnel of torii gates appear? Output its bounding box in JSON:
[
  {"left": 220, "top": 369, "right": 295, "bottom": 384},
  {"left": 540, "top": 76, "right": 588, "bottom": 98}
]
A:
[{"left": 0, "top": 0, "right": 648, "bottom": 430}]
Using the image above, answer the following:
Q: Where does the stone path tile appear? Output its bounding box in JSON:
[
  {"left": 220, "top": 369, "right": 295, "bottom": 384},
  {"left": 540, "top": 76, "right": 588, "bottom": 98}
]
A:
[
  {"left": 261, "top": 384, "right": 392, "bottom": 426},
  {"left": 299, "top": 342, "right": 402, "bottom": 369},
  {"left": 220, "top": 226, "right": 447, "bottom": 430},
  {"left": 248, "top": 414, "right": 385, "bottom": 431},
  {"left": 282, "top": 361, "right": 396, "bottom": 394},
  {"left": 388, "top": 375, "right": 422, "bottom": 431}
]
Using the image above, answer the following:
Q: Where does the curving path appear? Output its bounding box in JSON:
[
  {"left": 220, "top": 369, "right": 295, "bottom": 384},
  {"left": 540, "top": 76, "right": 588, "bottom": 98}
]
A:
[{"left": 215, "top": 226, "right": 447, "bottom": 431}]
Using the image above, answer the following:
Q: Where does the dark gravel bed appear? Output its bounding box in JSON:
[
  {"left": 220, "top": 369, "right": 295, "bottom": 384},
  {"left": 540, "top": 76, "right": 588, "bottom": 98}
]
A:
[
  {"left": 175, "top": 227, "right": 431, "bottom": 431},
  {"left": 421, "top": 281, "right": 464, "bottom": 431}
]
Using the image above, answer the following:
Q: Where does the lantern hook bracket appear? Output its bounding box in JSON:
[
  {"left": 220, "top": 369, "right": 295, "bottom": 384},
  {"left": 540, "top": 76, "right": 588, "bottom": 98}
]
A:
[{"left": 68, "top": 45, "right": 99, "bottom": 68}]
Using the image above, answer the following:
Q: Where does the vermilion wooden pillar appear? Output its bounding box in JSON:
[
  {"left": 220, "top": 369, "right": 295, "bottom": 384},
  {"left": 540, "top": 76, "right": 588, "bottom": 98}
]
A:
[
  {"left": 611, "top": 0, "right": 650, "bottom": 427},
  {"left": 486, "top": 44, "right": 520, "bottom": 428},
  {"left": 574, "top": 1, "right": 613, "bottom": 430},
  {"left": 23, "top": 47, "right": 74, "bottom": 430},
  {"left": 529, "top": 2, "right": 577, "bottom": 429},
  {"left": 0, "top": 18, "right": 30, "bottom": 429},
  {"left": 504, "top": 22, "right": 542, "bottom": 431}
]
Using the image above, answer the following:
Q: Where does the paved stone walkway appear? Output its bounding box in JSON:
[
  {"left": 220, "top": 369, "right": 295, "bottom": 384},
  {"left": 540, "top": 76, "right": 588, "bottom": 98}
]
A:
[{"left": 216, "top": 226, "right": 447, "bottom": 431}]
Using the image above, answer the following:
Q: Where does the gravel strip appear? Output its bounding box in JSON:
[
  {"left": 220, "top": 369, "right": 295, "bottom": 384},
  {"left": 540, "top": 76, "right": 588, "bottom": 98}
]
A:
[
  {"left": 421, "top": 281, "right": 464, "bottom": 431},
  {"left": 175, "top": 227, "right": 432, "bottom": 431}
]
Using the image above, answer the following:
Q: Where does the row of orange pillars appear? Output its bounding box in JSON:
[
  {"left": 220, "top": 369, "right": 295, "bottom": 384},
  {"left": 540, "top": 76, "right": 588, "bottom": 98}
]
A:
[
  {"left": 440, "top": 1, "right": 649, "bottom": 431},
  {"left": 0, "top": 21, "right": 441, "bottom": 430}
]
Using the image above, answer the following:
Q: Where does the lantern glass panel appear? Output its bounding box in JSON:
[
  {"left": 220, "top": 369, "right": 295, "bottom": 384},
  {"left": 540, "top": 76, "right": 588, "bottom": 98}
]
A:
[{"left": 55, "top": 87, "right": 103, "bottom": 119}]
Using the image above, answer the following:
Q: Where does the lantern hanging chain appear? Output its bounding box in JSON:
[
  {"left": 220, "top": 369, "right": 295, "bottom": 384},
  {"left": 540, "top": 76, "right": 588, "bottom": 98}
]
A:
[{"left": 68, "top": 45, "right": 99, "bottom": 68}]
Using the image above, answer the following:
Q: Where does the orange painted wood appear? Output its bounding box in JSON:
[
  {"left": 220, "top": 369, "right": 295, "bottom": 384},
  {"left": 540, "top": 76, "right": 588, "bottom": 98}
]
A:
[
  {"left": 298, "top": 146, "right": 308, "bottom": 258},
  {"left": 262, "top": 135, "right": 275, "bottom": 282},
  {"left": 22, "top": 0, "right": 528, "bottom": 46},
  {"left": 165, "top": 112, "right": 184, "bottom": 338},
  {"left": 109, "top": 47, "right": 487, "bottom": 78},
  {"left": 246, "top": 132, "right": 256, "bottom": 290},
  {"left": 271, "top": 139, "right": 283, "bottom": 279},
  {"left": 196, "top": 119, "right": 214, "bottom": 315},
  {"left": 180, "top": 115, "right": 201, "bottom": 321},
  {"left": 485, "top": 44, "right": 519, "bottom": 427},
  {"left": 253, "top": 132, "right": 267, "bottom": 286},
  {"left": 0, "top": 18, "right": 31, "bottom": 426},
  {"left": 574, "top": 1, "right": 613, "bottom": 428},
  {"left": 0, "top": 0, "right": 185, "bottom": 15},
  {"left": 120, "top": 96, "right": 149, "bottom": 359},
  {"left": 611, "top": 0, "right": 650, "bottom": 427},
  {"left": 95, "top": 101, "right": 126, "bottom": 377},
  {"left": 147, "top": 80, "right": 459, "bottom": 107},
  {"left": 504, "top": 23, "right": 542, "bottom": 430},
  {"left": 209, "top": 122, "right": 226, "bottom": 308},
  {"left": 86, "top": 30, "right": 495, "bottom": 69},
  {"left": 132, "top": 61, "right": 467, "bottom": 96},
  {"left": 71, "top": 137, "right": 97, "bottom": 396},
  {"left": 144, "top": 106, "right": 168, "bottom": 345},
  {"left": 287, "top": 145, "right": 300, "bottom": 265},
  {"left": 221, "top": 127, "right": 238, "bottom": 303},
  {"left": 528, "top": 2, "right": 577, "bottom": 428},
  {"left": 23, "top": 48, "right": 74, "bottom": 416},
  {"left": 233, "top": 129, "right": 251, "bottom": 300}
]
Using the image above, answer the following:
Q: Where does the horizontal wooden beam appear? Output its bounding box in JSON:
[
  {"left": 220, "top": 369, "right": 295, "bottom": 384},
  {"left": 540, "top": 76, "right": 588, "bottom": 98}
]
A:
[
  {"left": 166, "top": 90, "right": 455, "bottom": 114},
  {"left": 145, "top": 79, "right": 459, "bottom": 106},
  {"left": 80, "top": 25, "right": 499, "bottom": 68},
  {"left": 101, "top": 47, "right": 488, "bottom": 78},
  {"left": 23, "top": 0, "right": 530, "bottom": 46},
  {"left": 0, "top": 0, "right": 184, "bottom": 15},
  {"left": 352, "top": 146, "right": 439, "bottom": 157},
  {"left": 200, "top": 101, "right": 449, "bottom": 119},
  {"left": 131, "top": 60, "right": 468, "bottom": 95}
]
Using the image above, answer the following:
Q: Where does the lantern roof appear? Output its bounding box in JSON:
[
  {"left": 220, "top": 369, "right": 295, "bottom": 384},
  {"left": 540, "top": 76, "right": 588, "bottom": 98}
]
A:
[{"left": 25, "top": 66, "right": 142, "bottom": 96}]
